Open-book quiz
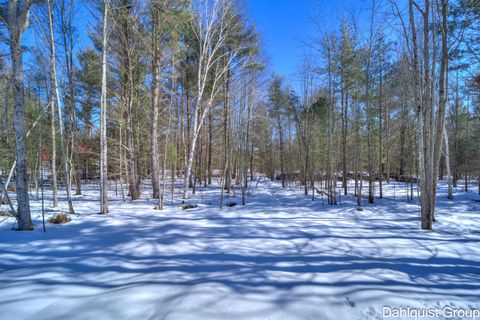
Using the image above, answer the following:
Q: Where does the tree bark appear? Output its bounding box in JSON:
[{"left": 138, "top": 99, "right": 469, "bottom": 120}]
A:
[
  {"left": 99, "top": 0, "right": 109, "bottom": 213},
  {"left": 8, "top": 0, "right": 36, "bottom": 230},
  {"left": 150, "top": 7, "right": 161, "bottom": 199},
  {"left": 47, "top": 0, "right": 75, "bottom": 215},
  {"left": 431, "top": 0, "right": 449, "bottom": 218},
  {"left": 207, "top": 109, "right": 213, "bottom": 185},
  {"left": 443, "top": 125, "right": 453, "bottom": 199},
  {"left": 50, "top": 92, "right": 58, "bottom": 207}
]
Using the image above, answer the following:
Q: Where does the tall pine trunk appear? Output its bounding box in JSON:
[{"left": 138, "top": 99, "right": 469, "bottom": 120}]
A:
[
  {"left": 149, "top": 7, "right": 161, "bottom": 199},
  {"left": 47, "top": 0, "right": 75, "bottom": 215},
  {"left": 50, "top": 92, "right": 58, "bottom": 207},
  {"left": 99, "top": 0, "right": 109, "bottom": 214}
]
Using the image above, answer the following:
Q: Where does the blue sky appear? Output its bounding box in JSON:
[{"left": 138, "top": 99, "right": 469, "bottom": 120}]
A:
[
  {"left": 17, "top": 0, "right": 387, "bottom": 88},
  {"left": 245, "top": 0, "right": 377, "bottom": 82},
  {"left": 245, "top": 0, "right": 318, "bottom": 79}
]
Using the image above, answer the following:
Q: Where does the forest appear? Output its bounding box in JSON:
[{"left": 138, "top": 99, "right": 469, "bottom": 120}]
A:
[{"left": 0, "top": 0, "right": 480, "bottom": 319}]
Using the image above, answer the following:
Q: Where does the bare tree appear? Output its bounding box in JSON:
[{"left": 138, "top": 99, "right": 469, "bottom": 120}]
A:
[
  {"left": 47, "top": 0, "right": 75, "bottom": 215},
  {"left": 50, "top": 84, "right": 58, "bottom": 207},
  {"left": 182, "top": 0, "right": 248, "bottom": 198},
  {"left": 366, "top": 0, "right": 376, "bottom": 204},
  {"left": 4, "top": 0, "right": 36, "bottom": 230},
  {"left": 100, "top": 0, "right": 109, "bottom": 214},
  {"left": 58, "top": 0, "right": 82, "bottom": 195},
  {"left": 431, "top": 0, "right": 449, "bottom": 216},
  {"left": 149, "top": 0, "right": 162, "bottom": 199},
  {"left": 407, "top": 0, "right": 449, "bottom": 229}
]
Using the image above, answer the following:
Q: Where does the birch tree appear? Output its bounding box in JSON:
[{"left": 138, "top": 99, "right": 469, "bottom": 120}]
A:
[
  {"left": 3, "top": 0, "right": 36, "bottom": 230},
  {"left": 182, "top": 0, "right": 249, "bottom": 198}
]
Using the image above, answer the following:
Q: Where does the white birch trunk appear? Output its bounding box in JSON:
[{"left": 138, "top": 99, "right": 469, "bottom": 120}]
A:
[{"left": 7, "top": 0, "right": 36, "bottom": 230}]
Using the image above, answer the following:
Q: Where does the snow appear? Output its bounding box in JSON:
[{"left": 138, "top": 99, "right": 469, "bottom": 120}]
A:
[{"left": 1, "top": 179, "right": 480, "bottom": 319}]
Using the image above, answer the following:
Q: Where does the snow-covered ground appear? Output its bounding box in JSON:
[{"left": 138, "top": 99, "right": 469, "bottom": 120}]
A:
[{"left": 1, "top": 179, "right": 480, "bottom": 319}]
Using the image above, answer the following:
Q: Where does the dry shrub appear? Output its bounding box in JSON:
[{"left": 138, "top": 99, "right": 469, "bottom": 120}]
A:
[
  {"left": 182, "top": 204, "right": 197, "bottom": 210},
  {"left": 48, "top": 213, "right": 71, "bottom": 224}
]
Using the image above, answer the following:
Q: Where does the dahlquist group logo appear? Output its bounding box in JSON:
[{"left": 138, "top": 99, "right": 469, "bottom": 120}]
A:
[{"left": 383, "top": 306, "right": 480, "bottom": 319}]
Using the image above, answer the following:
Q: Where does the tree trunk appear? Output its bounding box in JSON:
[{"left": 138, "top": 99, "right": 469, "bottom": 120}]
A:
[
  {"left": 183, "top": 131, "right": 199, "bottom": 198},
  {"left": 223, "top": 67, "right": 231, "bottom": 192},
  {"left": 355, "top": 101, "right": 362, "bottom": 207},
  {"left": 342, "top": 90, "right": 347, "bottom": 195},
  {"left": 409, "top": 0, "right": 428, "bottom": 228},
  {"left": 278, "top": 116, "right": 285, "bottom": 189},
  {"left": 126, "top": 98, "right": 139, "bottom": 200},
  {"left": 379, "top": 59, "right": 383, "bottom": 198},
  {"left": 59, "top": 0, "right": 82, "bottom": 196},
  {"left": 431, "top": 0, "right": 449, "bottom": 220},
  {"left": 326, "top": 40, "right": 335, "bottom": 205},
  {"left": 399, "top": 102, "right": 406, "bottom": 176},
  {"left": 148, "top": 4, "right": 167, "bottom": 199},
  {"left": 99, "top": 0, "right": 109, "bottom": 213},
  {"left": 2, "top": 75, "right": 11, "bottom": 143},
  {"left": 47, "top": 0, "right": 75, "bottom": 215},
  {"left": 366, "top": 1, "right": 375, "bottom": 204},
  {"left": 443, "top": 125, "right": 453, "bottom": 199},
  {"left": 50, "top": 92, "right": 58, "bottom": 207},
  {"left": 207, "top": 109, "right": 212, "bottom": 185},
  {"left": 8, "top": 0, "right": 35, "bottom": 230},
  {"left": 150, "top": 18, "right": 161, "bottom": 199}
]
